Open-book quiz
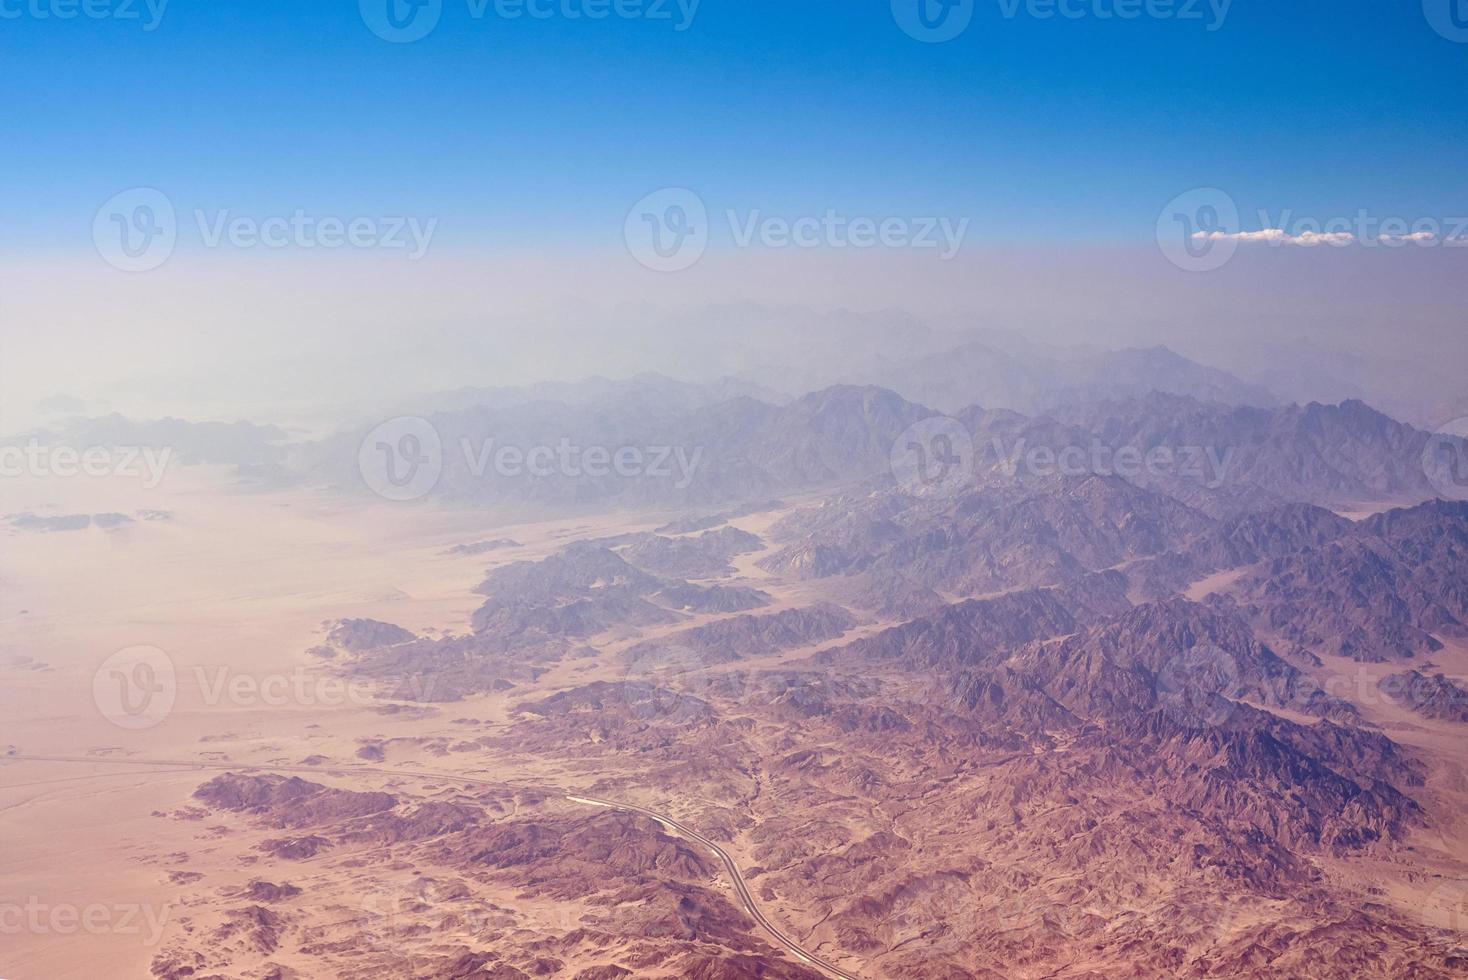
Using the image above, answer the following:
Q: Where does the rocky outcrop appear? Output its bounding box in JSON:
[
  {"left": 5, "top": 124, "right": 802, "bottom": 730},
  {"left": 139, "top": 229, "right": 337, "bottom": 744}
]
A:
[{"left": 1380, "top": 669, "right": 1468, "bottom": 722}]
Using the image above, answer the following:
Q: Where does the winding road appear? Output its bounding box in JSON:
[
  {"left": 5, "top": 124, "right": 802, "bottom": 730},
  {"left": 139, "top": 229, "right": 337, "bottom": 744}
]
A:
[{"left": 1, "top": 753, "right": 861, "bottom": 980}]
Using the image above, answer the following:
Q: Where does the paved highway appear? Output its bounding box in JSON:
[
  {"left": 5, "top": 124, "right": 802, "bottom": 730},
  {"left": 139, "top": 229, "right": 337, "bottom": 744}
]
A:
[
  {"left": 565, "top": 794, "right": 861, "bottom": 980},
  {"left": 2, "top": 753, "right": 861, "bottom": 980}
]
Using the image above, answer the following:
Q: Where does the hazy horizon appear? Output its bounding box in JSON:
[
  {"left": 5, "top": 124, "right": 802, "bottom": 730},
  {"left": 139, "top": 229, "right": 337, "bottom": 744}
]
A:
[{"left": 5, "top": 243, "right": 1466, "bottom": 437}]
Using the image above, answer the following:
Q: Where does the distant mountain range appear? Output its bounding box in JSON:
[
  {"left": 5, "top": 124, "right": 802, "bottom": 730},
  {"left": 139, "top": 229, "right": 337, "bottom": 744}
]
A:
[
  {"left": 291, "top": 372, "right": 1455, "bottom": 517},
  {"left": 876, "top": 342, "right": 1280, "bottom": 416},
  {"left": 21, "top": 340, "right": 1464, "bottom": 520}
]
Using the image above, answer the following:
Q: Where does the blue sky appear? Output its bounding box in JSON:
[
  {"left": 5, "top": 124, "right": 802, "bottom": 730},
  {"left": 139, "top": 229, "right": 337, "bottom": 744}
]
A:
[{"left": 3, "top": 0, "right": 1467, "bottom": 252}]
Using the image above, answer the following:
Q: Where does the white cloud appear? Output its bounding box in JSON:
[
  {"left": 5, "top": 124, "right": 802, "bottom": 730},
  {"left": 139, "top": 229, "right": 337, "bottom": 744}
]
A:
[
  {"left": 1192, "top": 229, "right": 1359, "bottom": 247},
  {"left": 1379, "top": 231, "right": 1439, "bottom": 245},
  {"left": 1194, "top": 228, "right": 1452, "bottom": 248}
]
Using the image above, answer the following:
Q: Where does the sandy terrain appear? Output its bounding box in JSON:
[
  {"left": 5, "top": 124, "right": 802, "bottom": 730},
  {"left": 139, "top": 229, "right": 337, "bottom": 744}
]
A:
[
  {"left": 6, "top": 467, "right": 1468, "bottom": 978},
  {"left": 0, "top": 467, "right": 687, "bottom": 978}
]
